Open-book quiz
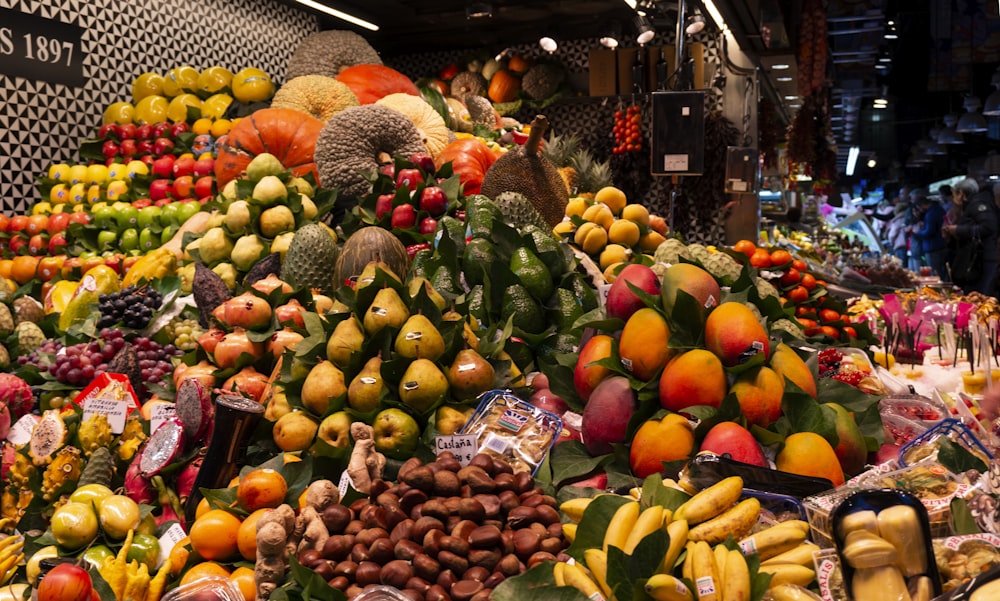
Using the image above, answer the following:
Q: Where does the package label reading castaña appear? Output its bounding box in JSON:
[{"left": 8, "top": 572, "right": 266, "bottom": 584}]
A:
[{"left": 0, "top": 8, "right": 85, "bottom": 87}]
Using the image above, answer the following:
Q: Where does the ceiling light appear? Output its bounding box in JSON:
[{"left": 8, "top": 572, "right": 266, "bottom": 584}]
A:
[
  {"left": 983, "top": 69, "right": 1000, "bottom": 115},
  {"left": 539, "top": 37, "right": 557, "bottom": 53},
  {"left": 702, "top": 0, "right": 724, "bottom": 30},
  {"left": 846, "top": 146, "right": 860, "bottom": 176},
  {"left": 938, "top": 114, "right": 963, "bottom": 144},
  {"left": 600, "top": 20, "right": 621, "bottom": 49},
  {"left": 465, "top": 0, "right": 492, "bottom": 18},
  {"left": 784, "top": 95, "right": 799, "bottom": 100},
  {"left": 685, "top": 9, "right": 706, "bottom": 35},
  {"left": 884, "top": 20, "right": 898, "bottom": 40},
  {"left": 776, "top": 76, "right": 793, "bottom": 82},
  {"left": 772, "top": 64, "right": 790, "bottom": 70},
  {"left": 956, "top": 95, "right": 988, "bottom": 133},
  {"left": 293, "top": 0, "right": 379, "bottom": 30},
  {"left": 634, "top": 14, "right": 655, "bottom": 45},
  {"left": 623, "top": 0, "right": 637, "bottom": 8},
  {"left": 867, "top": 158, "right": 877, "bottom": 168}
]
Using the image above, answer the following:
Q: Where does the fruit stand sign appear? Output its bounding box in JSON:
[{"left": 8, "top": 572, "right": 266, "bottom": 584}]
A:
[
  {"left": 72, "top": 373, "right": 141, "bottom": 433},
  {"left": 6, "top": 414, "right": 39, "bottom": 446},
  {"left": 434, "top": 434, "right": 479, "bottom": 466},
  {"left": 0, "top": 8, "right": 85, "bottom": 87},
  {"left": 149, "top": 402, "right": 177, "bottom": 433}
]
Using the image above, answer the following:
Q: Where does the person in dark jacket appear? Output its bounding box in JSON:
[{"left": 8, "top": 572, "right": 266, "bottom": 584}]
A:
[
  {"left": 912, "top": 194, "right": 947, "bottom": 277},
  {"left": 943, "top": 177, "right": 999, "bottom": 294}
]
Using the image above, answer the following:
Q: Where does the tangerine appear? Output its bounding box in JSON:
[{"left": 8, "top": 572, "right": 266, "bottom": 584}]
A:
[
  {"left": 769, "top": 249, "right": 793, "bottom": 267},
  {"left": 189, "top": 509, "right": 242, "bottom": 561},
  {"left": 10, "top": 256, "right": 40, "bottom": 284},
  {"left": 237, "top": 468, "right": 287, "bottom": 512},
  {"left": 792, "top": 259, "right": 807, "bottom": 272},
  {"left": 749, "top": 248, "right": 772, "bottom": 269},
  {"left": 787, "top": 285, "right": 809, "bottom": 305},
  {"left": 237, "top": 508, "right": 270, "bottom": 561},
  {"left": 732, "top": 239, "right": 756, "bottom": 257},
  {"left": 0, "top": 260, "right": 12, "bottom": 280},
  {"left": 179, "top": 561, "right": 231, "bottom": 587},
  {"left": 800, "top": 273, "right": 817, "bottom": 290},
  {"left": 167, "top": 536, "right": 190, "bottom": 575},
  {"left": 230, "top": 566, "right": 256, "bottom": 601}
]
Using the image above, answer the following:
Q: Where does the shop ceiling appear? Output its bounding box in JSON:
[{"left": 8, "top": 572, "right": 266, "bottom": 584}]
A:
[{"left": 299, "top": 0, "right": 1000, "bottom": 181}]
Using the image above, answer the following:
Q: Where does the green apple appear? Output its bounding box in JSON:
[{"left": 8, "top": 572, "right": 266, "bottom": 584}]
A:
[
  {"left": 175, "top": 201, "right": 201, "bottom": 223},
  {"left": 136, "top": 206, "right": 161, "bottom": 229},
  {"left": 139, "top": 228, "right": 159, "bottom": 251},
  {"left": 115, "top": 206, "right": 139, "bottom": 230},
  {"left": 159, "top": 203, "right": 181, "bottom": 226},
  {"left": 315, "top": 411, "right": 352, "bottom": 455},
  {"left": 119, "top": 228, "right": 139, "bottom": 252},
  {"left": 372, "top": 408, "right": 420, "bottom": 459},
  {"left": 97, "top": 230, "right": 118, "bottom": 251}
]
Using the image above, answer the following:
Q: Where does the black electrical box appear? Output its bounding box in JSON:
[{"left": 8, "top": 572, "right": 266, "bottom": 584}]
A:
[{"left": 650, "top": 91, "right": 705, "bottom": 176}]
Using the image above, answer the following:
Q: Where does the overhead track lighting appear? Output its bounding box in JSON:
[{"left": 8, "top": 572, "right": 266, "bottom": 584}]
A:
[
  {"left": 539, "top": 37, "right": 557, "bottom": 53},
  {"left": 884, "top": 20, "right": 898, "bottom": 40},
  {"left": 465, "top": 0, "right": 492, "bottom": 19},
  {"left": 938, "top": 114, "right": 963, "bottom": 144},
  {"left": 956, "top": 95, "right": 988, "bottom": 133},
  {"left": 846, "top": 146, "right": 860, "bottom": 176},
  {"left": 293, "top": 0, "right": 379, "bottom": 30},
  {"left": 685, "top": 8, "right": 706, "bottom": 35},
  {"left": 600, "top": 20, "right": 622, "bottom": 49},
  {"left": 634, "top": 14, "right": 655, "bottom": 45}
]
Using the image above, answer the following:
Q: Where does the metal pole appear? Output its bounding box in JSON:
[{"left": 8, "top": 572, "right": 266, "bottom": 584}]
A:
[{"left": 675, "top": 0, "right": 686, "bottom": 88}]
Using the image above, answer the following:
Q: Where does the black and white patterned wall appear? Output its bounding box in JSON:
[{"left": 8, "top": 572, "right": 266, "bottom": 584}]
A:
[{"left": 0, "top": 0, "right": 318, "bottom": 213}]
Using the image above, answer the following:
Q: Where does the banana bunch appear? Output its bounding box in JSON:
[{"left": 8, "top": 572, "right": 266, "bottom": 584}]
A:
[
  {"left": 0, "top": 522, "right": 25, "bottom": 585},
  {"left": 838, "top": 506, "right": 934, "bottom": 601}
]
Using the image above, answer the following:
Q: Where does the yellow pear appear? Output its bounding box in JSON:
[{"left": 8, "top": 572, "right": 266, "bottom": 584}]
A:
[
  {"left": 398, "top": 358, "right": 450, "bottom": 414},
  {"left": 301, "top": 360, "right": 346, "bottom": 415},
  {"left": 448, "top": 348, "right": 495, "bottom": 401},
  {"left": 407, "top": 277, "right": 447, "bottom": 311},
  {"left": 348, "top": 355, "right": 385, "bottom": 413},
  {"left": 395, "top": 314, "right": 446, "bottom": 360},
  {"left": 356, "top": 261, "right": 402, "bottom": 290},
  {"left": 363, "top": 288, "right": 410, "bottom": 335},
  {"left": 443, "top": 310, "right": 479, "bottom": 350},
  {"left": 327, "top": 317, "right": 365, "bottom": 368},
  {"left": 264, "top": 384, "right": 292, "bottom": 421}
]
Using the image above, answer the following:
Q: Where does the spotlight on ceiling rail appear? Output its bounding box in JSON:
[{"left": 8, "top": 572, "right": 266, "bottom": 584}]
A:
[
  {"left": 466, "top": 1, "right": 492, "bottom": 19},
  {"left": 539, "top": 37, "right": 557, "bottom": 53},
  {"left": 685, "top": 9, "right": 706, "bottom": 35},
  {"left": 634, "top": 14, "right": 655, "bottom": 44}
]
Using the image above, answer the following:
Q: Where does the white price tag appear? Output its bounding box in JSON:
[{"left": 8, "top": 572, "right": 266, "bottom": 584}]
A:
[
  {"left": 149, "top": 402, "right": 177, "bottom": 434},
  {"left": 338, "top": 470, "right": 356, "bottom": 500},
  {"left": 157, "top": 522, "right": 187, "bottom": 568},
  {"left": 82, "top": 397, "right": 129, "bottom": 433},
  {"left": 7, "top": 414, "right": 39, "bottom": 445},
  {"left": 434, "top": 434, "right": 478, "bottom": 466}
]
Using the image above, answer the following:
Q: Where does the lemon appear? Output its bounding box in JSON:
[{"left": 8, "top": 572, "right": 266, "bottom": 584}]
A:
[
  {"left": 167, "top": 94, "right": 203, "bottom": 123},
  {"left": 132, "top": 72, "right": 165, "bottom": 103},
  {"left": 106, "top": 163, "right": 128, "bottom": 181},
  {"left": 621, "top": 203, "right": 651, "bottom": 227},
  {"left": 68, "top": 183, "right": 87, "bottom": 205},
  {"left": 600, "top": 244, "right": 631, "bottom": 270},
  {"left": 565, "top": 197, "right": 590, "bottom": 218},
  {"left": 67, "top": 165, "right": 89, "bottom": 185},
  {"left": 594, "top": 186, "right": 628, "bottom": 215},
  {"left": 201, "top": 93, "right": 233, "bottom": 119},
  {"left": 192, "top": 118, "right": 213, "bottom": 135},
  {"left": 582, "top": 203, "right": 614, "bottom": 230},
  {"left": 126, "top": 160, "right": 149, "bottom": 179},
  {"left": 103, "top": 101, "right": 135, "bottom": 125},
  {"left": 231, "top": 67, "right": 275, "bottom": 103},
  {"left": 32, "top": 202, "right": 52, "bottom": 216},
  {"left": 135, "top": 95, "right": 169, "bottom": 124},
  {"left": 86, "top": 184, "right": 102, "bottom": 204},
  {"left": 49, "top": 184, "right": 69, "bottom": 204},
  {"left": 85, "top": 164, "right": 109, "bottom": 186},
  {"left": 608, "top": 219, "right": 641, "bottom": 247},
  {"left": 197, "top": 66, "right": 234, "bottom": 97},
  {"left": 162, "top": 66, "right": 200, "bottom": 97},
  {"left": 48, "top": 164, "right": 70, "bottom": 181},
  {"left": 106, "top": 180, "right": 129, "bottom": 202},
  {"left": 210, "top": 119, "right": 233, "bottom": 137}
]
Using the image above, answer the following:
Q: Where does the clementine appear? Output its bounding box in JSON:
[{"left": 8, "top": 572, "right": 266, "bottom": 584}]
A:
[
  {"left": 230, "top": 566, "right": 256, "bottom": 601},
  {"left": 732, "top": 239, "right": 756, "bottom": 257},
  {"left": 237, "top": 508, "right": 270, "bottom": 561},
  {"left": 179, "top": 561, "right": 231, "bottom": 587},
  {"left": 189, "top": 509, "right": 242, "bottom": 561},
  {"left": 236, "top": 468, "right": 288, "bottom": 511}
]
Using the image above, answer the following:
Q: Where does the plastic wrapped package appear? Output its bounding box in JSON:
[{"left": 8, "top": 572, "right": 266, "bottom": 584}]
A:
[
  {"left": 457, "top": 389, "right": 562, "bottom": 475},
  {"left": 898, "top": 418, "right": 993, "bottom": 468},
  {"left": 161, "top": 577, "right": 245, "bottom": 601},
  {"left": 933, "top": 534, "right": 1000, "bottom": 593}
]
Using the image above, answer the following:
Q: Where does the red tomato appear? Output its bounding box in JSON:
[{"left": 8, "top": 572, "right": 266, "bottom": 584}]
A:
[{"left": 37, "top": 563, "right": 93, "bottom": 601}]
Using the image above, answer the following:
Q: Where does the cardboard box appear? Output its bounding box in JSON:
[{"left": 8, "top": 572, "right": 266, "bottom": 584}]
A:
[{"left": 588, "top": 48, "right": 618, "bottom": 96}]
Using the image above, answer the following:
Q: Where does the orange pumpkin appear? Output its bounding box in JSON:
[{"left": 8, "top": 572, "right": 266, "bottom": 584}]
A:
[
  {"left": 488, "top": 70, "right": 521, "bottom": 103},
  {"left": 507, "top": 54, "right": 532, "bottom": 74},
  {"left": 435, "top": 138, "right": 500, "bottom": 195},
  {"left": 214, "top": 108, "right": 325, "bottom": 188},
  {"left": 336, "top": 64, "right": 420, "bottom": 104}
]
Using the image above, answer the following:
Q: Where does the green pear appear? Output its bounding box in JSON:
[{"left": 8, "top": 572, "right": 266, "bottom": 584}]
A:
[
  {"left": 198, "top": 226, "right": 234, "bottom": 264},
  {"left": 394, "top": 314, "right": 446, "bottom": 361},
  {"left": 357, "top": 261, "right": 402, "bottom": 290},
  {"left": 398, "top": 358, "right": 449, "bottom": 414},
  {"left": 301, "top": 360, "right": 346, "bottom": 416},
  {"left": 408, "top": 277, "right": 447, "bottom": 311},
  {"left": 223, "top": 200, "right": 251, "bottom": 233},
  {"left": 448, "top": 348, "right": 496, "bottom": 401},
  {"left": 443, "top": 310, "right": 480, "bottom": 350},
  {"left": 363, "top": 288, "right": 410, "bottom": 335},
  {"left": 348, "top": 355, "right": 385, "bottom": 413},
  {"left": 327, "top": 317, "right": 365, "bottom": 368},
  {"left": 316, "top": 411, "right": 353, "bottom": 454}
]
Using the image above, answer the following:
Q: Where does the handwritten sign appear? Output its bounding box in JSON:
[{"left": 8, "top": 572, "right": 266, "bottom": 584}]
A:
[
  {"left": 157, "top": 523, "right": 187, "bottom": 568},
  {"left": 7, "top": 414, "right": 39, "bottom": 445},
  {"left": 435, "top": 434, "right": 478, "bottom": 466},
  {"left": 149, "top": 403, "right": 177, "bottom": 434},
  {"left": 83, "top": 397, "right": 130, "bottom": 433},
  {"left": 0, "top": 8, "right": 85, "bottom": 87}
]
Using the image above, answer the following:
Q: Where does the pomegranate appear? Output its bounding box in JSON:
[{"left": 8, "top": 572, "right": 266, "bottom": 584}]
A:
[
  {"left": 268, "top": 327, "right": 304, "bottom": 359},
  {"left": 173, "top": 360, "right": 217, "bottom": 390},
  {"left": 251, "top": 273, "right": 293, "bottom": 295},
  {"left": 197, "top": 327, "right": 225, "bottom": 354},
  {"left": 213, "top": 328, "right": 264, "bottom": 369},
  {"left": 274, "top": 298, "right": 306, "bottom": 328},
  {"left": 213, "top": 292, "right": 273, "bottom": 330},
  {"left": 222, "top": 366, "right": 269, "bottom": 403}
]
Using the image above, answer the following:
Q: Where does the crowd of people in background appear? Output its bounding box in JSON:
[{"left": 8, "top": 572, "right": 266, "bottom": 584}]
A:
[{"left": 869, "top": 177, "right": 1000, "bottom": 296}]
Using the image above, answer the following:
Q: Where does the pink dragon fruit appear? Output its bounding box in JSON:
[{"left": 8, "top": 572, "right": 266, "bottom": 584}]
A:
[
  {"left": 0, "top": 374, "right": 34, "bottom": 420},
  {"left": 124, "top": 459, "right": 156, "bottom": 505},
  {"left": 175, "top": 453, "right": 204, "bottom": 505}
]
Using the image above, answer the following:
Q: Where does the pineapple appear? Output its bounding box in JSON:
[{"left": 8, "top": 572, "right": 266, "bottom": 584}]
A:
[
  {"left": 571, "top": 150, "right": 614, "bottom": 196},
  {"left": 542, "top": 133, "right": 581, "bottom": 193}
]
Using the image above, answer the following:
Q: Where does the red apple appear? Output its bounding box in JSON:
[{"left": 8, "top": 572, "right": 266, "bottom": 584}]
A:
[
  {"left": 395, "top": 168, "right": 423, "bottom": 191},
  {"left": 419, "top": 186, "right": 448, "bottom": 217},
  {"left": 48, "top": 232, "right": 67, "bottom": 254},
  {"left": 47, "top": 213, "right": 71, "bottom": 235},
  {"left": 131, "top": 198, "right": 152, "bottom": 209},
  {"left": 152, "top": 122, "right": 171, "bottom": 138},
  {"left": 28, "top": 233, "right": 48, "bottom": 256},
  {"left": 117, "top": 123, "right": 136, "bottom": 140},
  {"left": 194, "top": 176, "right": 214, "bottom": 200},
  {"left": 135, "top": 123, "right": 153, "bottom": 140},
  {"left": 170, "top": 122, "right": 190, "bottom": 136},
  {"left": 391, "top": 204, "right": 417, "bottom": 229},
  {"left": 375, "top": 193, "right": 394, "bottom": 220},
  {"left": 173, "top": 156, "right": 195, "bottom": 178},
  {"left": 68, "top": 212, "right": 90, "bottom": 226},
  {"left": 408, "top": 153, "right": 435, "bottom": 173},
  {"left": 149, "top": 179, "right": 172, "bottom": 202},
  {"left": 406, "top": 242, "right": 431, "bottom": 259},
  {"left": 7, "top": 237, "right": 26, "bottom": 255},
  {"left": 119, "top": 139, "right": 137, "bottom": 157},
  {"left": 136, "top": 139, "right": 155, "bottom": 156},
  {"left": 140, "top": 155, "right": 155, "bottom": 168},
  {"left": 192, "top": 157, "right": 214, "bottom": 178},
  {"left": 154, "top": 197, "right": 171, "bottom": 208},
  {"left": 699, "top": 421, "right": 767, "bottom": 467},
  {"left": 172, "top": 176, "right": 194, "bottom": 199},
  {"left": 419, "top": 217, "right": 438, "bottom": 235},
  {"left": 151, "top": 156, "right": 175, "bottom": 179},
  {"left": 102, "top": 140, "right": 120, "bottom": 159},
  {"left": 153, "top": 137, "right": 175, "bottom": 156},
  {"left": 378, "top": 163, "right": 395, "bottom": 179},
  {"left": 98, "top": 123, "right": 118, "bottom": 139}
]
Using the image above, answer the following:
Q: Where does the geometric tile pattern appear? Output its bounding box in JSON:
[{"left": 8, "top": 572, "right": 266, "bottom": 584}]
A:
[{"left": 0, "top": 0, "right": 319, "bottom": 213}]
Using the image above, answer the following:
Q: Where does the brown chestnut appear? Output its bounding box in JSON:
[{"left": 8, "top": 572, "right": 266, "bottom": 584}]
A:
[
  {"left": 497, "top": 554, "right": 523, "bottom": 577},
  {"left": 314, "top": 560, "right": 335, "bottom": 581},
  {"left": 458, "top": 498, "right": 487, "bottom": 522},
  {"left": 399, "top": 489, "right": 428, "bottom": 515},
  {"left": 412, "top": 553, "right": 441, "bottom": 582},
  {"left": 321, "top": 535, "right": 353, "bottom": 561},
  {"left": 391, "top": 518, "right": 415, "bottom": 543},
  {"left": 350, "top": 542, "right": 371, "bottom": 563},
  {"left": 494, "top": 472, "right": 517, "bottom": 492},
  {"left": 397, "top": 457, "right": 423, "bottom": 480},
  {"left": 345, "top": 519, "right": 365, "bottom": 535},
  {"left": 411, "top": 516, "right": 445, "bottom": 542},
  {"left": 438, "top": 550, "right": 469, "bottom": 574},
  {"left": 535, "top": 505, "right": 561, "bottom": 526},
  {"left": 512, "top": 528, "right": 541, "bottom": 559},
  {"left": 421, "top": 498, "right": 450, "bottom": 521},
  {"left": 527, "top": 551, "right": 557, "bottom": 568},
  {"left": 539, "top": 536, "right": 563, "bottom": 555},
  {"left": 425, "top": 584, "right": 449, "bottom": 601},
  {"left": 332, "top": 560, "right": 358, "bottom": 578},
  {"left": 394, "top": 538, "right": 423, "bottom": 561},
  {"left": 434, "top": 470, "right": 462, "bottom": 497},
  {"left": 298, "top": 549, "right": 321, "bottom": 568},
  {"left": 468, "top": 524, "right": 502, "bottom": 549},
  {"left": 355, "top": 561, "right": 382, "bottom": 586},
  {"left": 355, "top": 527, "right": 390, "bottom": 548},
  {"left": 322, "top": 504, "right": 353, "bottom": 533},
  {"left": 464, "top": 566, "right": 490, "bottom": 583},
  {"left": 439, "top": 535, "right": 470, "bottom": 557},
  {"left": 468, "top": 549, "right": 501, "bottom": 571},
  {"left": 436, "top": 568, "right": 459, "bottom": 591},
  {"left": 368, "top": 537, "right": 395, "bottom": 564},
  {"left": 483, "top": 571, "right": 506, "bottom": 589},
  {"left": 513, "top": 471, "right": 534, "bottom": 494},
  {"left": 380, "top": 559, "right": 414, "bottom": 589},
  {"left": 327, "top": 576, "right": 350, "bottom": 591},
  {"left": 451, "top": 579, "right": 485, "bottom": 601},
  {"left": 451, "top": 519, "right": 479, "bottom": 542},
  {"left": 401, "top": 465, "right": 435, "bottom": 492}
]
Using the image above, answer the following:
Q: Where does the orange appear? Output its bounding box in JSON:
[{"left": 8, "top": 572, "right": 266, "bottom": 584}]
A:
[
  {"left": 0, "top": 260, "right": 12, "bottom": 280},
  {"left": 179, "top": 561, "right": 231, "bottom": 587},
  {"left": 732, "top": 239, "right": 756, "bottom": 257},
  {"left": 189, "top": 509, "right": 242, "bottom": 561},
  {"left": 230, "top": 566, "right": 256, "bottom": 601},
  {"left": 10, "top": 255, "right": 40, "bottom": 284},
  {"left": 192, "top": 118, "right": 213, "bottom": 135},
  {"left": 210, "top": 119, "right": 233, "bottom": 137},
  {"left": 195, "top": 497, "right": 210, "bottom": 519},
  {"left": 749, "top": 248, "right": 772, "bottom": 269},
  {"left": 800, "top": 273, "right": 817, "bottom": 290},
  {"left": 237, "top": 508, "right": 270, "bottom": 561},
  {"left": 168, "top": 536, "right": 191, "bottom": 575},
  {"left": 792, "top": 259, "right": 807, "bottom": 272},
  {"left": 769, "top": 249, "right": 792, "bottom": 267},
  {"left": 236, "top": 468, "right": 287, "bottom": 511},
  {"left": 787, "top": 285, "right": 809, "bottom": 305}
]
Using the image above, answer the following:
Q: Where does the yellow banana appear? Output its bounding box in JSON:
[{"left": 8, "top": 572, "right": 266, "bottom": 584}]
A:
[
  {"left": 690, "top": 540, "right": 720, "bottom": 601},
  {"left": 661, "top": 519, "right": 689, "bottom": 573},
  {"left": 682, "top": 542, "right": 695, "bottom": 582},
  {"left": 876, "top": 504, "right": 928, "bottom": 577},
  {"left": 776, "top": 520, "right": 810, "bottom": 534},
  {"left": 584, "top": 548, "right": 613, "bottom": 600},
  {"left": 0, "top": 555, "right": 21, "bottom": 585},
  {"left": 674, "top": 476, "right": 744, "bottom": 525},
  {"left": 561, "top": 498, "right": 596, "bottom": 523},
  {"left": 0, "top": 535, "right": 22, "bottom": 555},
  {"left": 0, "top": 551, "right": 21, "bottom": 582},
  {"left": 688, "top": 498, "right": 761, "bottom": 545},
  {"left": 714, "top": 545, "right": 729, "bottom": 594},
  {"left": 624, "top": 505, "right": 665, "bottom": 554},
  {"left": 562, "top": 561, "right": 608, "bottom": 601},
  {"left": 769, "top": 583, "right": 823, "bottom": 601},
  {"left": 553, "top": 562, "right": 567, "bottom": 587},
  {"left": 645, "top": 573, "right": 695, "bottom": 601},
  {"left": 628, "top": 487, "right": 642, "bottom": 500},
  {"left": 737, "top": 522, "right": 808, "bottom": 561},
  {"left": 758, "top": 564, "right": 816, "bottom": 589},
  {"left": 761, "top": 542, "right": 821, "bottom": 568},
  {"left": 723, "top": 548, "right": 750, "bottom": 601},
  {"left": 604, "top": 501, "right": 640, "bottom": 553},
  {"left": 563, "top": 523, "right": 578, "bottom": 544}
]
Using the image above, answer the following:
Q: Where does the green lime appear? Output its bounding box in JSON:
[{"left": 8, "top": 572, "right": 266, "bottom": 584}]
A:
[
  {"left": 120, "top": 228, "right": 139, "bottom": 252},
  {"left": 126, "top": 533, "right": 160, "bottom": 571},
  {"left": 137, "top": 206, "right": 161, "bottom": 229}
]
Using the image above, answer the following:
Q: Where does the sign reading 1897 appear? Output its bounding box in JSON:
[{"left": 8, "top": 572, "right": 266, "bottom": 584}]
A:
[{"left": 0, "top": 8, "right": 85, "bottom": 87}]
